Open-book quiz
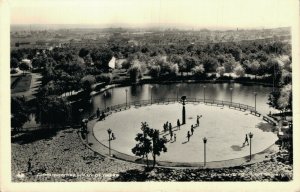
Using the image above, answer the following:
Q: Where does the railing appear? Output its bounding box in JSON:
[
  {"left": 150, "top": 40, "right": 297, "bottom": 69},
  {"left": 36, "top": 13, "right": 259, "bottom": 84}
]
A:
[{"left": 91, "top": 97, "right": 257, "bottom": 120}]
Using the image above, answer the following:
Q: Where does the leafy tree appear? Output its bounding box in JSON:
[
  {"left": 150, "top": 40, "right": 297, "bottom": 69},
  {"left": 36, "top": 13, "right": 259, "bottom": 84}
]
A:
[
  {"left": 169, "top": 63, "right": 179, "bottom": 76},
  {"left": 132, "top": 122, "right": 167, "bottom": 168},
  {"left": 128, "top": 60, "right": 143, "bottom": 82},
  {"left": 11, "top": 57, "right": 19, "bottom": 68},
  {"left": 148, "top": 128, "right": 167, "bottom": 168},
  {"left": 149, "top": 65, "right": 161, "bottom": 78},
  {"left": 80, "top": 75, "right": 96, "bottom": 93},
  {"left": 192, "top": 65, "right": 205, "bottom": 78},
  {"left": 132, "top": 122, "right": 152, "bottom": 167},
  {"left": 202, "top": 57, "right": 219, "bottom": 73},
  {"left": 19, "top": 62, "right": 30, "bottom": 75},
  {"left": 277, "top": 84, "right": 292, "bottom": 111},
  {"left": 11, "top": 97, "right": 29, "bottom": 132},
  {"left": 216, "top": 66, "right": 225, "bottom": 77},
  {"left": 37, "top": 97, "right": 71, "bottom": 128},
  {"left": 234, "top": 64, "right": 245, "bottom": 77},
  {"left": 95, "top": 73, "right": 113, "bottom": 84},
  {"left": 79, "top": 48, "right": 89, "bottom": 58}
]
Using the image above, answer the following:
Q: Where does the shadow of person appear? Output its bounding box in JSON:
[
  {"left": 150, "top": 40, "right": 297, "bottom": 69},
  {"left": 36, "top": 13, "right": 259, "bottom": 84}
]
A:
[{"left": 182, "top": 141, "right": 188, "bottom": 144}]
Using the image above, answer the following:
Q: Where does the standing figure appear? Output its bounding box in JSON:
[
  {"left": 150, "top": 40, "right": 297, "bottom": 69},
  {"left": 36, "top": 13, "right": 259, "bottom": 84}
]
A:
[
  {"left": 177, "top": 119, "right": 181, "bottom": 130},
  {"left": 96, "top": 107, "right": 100, "bottom": 118},
  {"left": 187, "top": 131, "right": 191, "bottom": 141},
  {"left": 27, "top": 158, "right": 32, "bottom": 173},
  {"left": 196, "top": 115, "right": 200, "bottom": 126},
  {"left": 170, "top": 131, "right": 173, "bottom": 141},
  {"left": 112, "top": 133, "right": 116, "bottom": 140},
  {"left": 169, "top": 123, "right": 172, "bottom": 132},
  {"left": 191, "top": 125, "right": 194, "bottom": 135}
]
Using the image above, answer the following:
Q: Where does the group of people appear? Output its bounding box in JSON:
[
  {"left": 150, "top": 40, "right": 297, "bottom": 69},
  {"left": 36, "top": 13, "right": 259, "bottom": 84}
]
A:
[
  {"left": 162, "top": 115, "right": 202, "bottom": 143},
  {"left": 96, "top": 107, "right": 106, "bottom": 121}
]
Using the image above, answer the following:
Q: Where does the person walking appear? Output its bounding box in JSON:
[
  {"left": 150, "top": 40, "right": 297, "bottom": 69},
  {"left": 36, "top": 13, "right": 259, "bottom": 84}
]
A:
[
  {"left": 187, "top": 131, "right": 191, "bottom": 141},
  {"left": 191, "top": 125, "right": 194, "bottom": 135},
  {"left": 177, "top": 119, "right": 180, "bottom": 130},
  {"left": 244, "top": 134, "right": 249, "bottom": 145}
]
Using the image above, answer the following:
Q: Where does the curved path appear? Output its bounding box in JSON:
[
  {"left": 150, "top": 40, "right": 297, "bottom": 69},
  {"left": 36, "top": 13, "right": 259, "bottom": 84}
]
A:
[{"left": 84, "top": 99, "right": 279, "bottom": 168}]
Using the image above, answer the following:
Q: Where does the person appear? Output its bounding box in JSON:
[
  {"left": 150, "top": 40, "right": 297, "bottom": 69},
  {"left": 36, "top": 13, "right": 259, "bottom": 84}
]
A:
[
  {"left": 187, "top": 131, "right": 191, "bottom": 141},
  {"left": 27, "top": 158, "right": 32, "bottom": 173},
  {"left": 174, "top": 134, "right": 177, "bottom": 142},
  {"left": 96, "top": 107, "right": 100, "bottom": 118},
  {"left": 191, "top": 125, "right": 194, "bottom": 135},
  {"left": 169, "top": 123, "right": 172, "bottom": 132},
  {"left": 196, "top": 115, "right": 200, "bottom": 126},
  {"left": 177, "top": 119, "right": 180, "bottom": 130},
  {"left": 170, "top": 131, "right": 173, "bottom": 141},
  {"left": 111, "top": 133, "right": 116, "bottom": 140},
  {"left": 244, "top": 134, "right": 249, "bottom": 145}
]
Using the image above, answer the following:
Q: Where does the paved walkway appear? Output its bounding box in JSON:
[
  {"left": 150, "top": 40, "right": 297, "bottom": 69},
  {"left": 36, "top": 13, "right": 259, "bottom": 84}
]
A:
[{"left": 85, "top": 116, "right": 279, "bottom": 169}]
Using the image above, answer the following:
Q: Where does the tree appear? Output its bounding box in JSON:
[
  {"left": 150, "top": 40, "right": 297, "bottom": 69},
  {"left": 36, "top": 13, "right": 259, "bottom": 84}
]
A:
[
  {"left": 202, "top": 57, "right": 219, "bottom": 73},
  {"left": 216, "top": 66, "right": 225, "bottom": 77},
  {"left": 79, "top": 48, "right": 89, "bottom": 58},
  {"left": 11, "top": 57, "right": 19, "bottom": 68},
  {"left": 132, "top": 122, "right": 167, "bottom": 168},
  {"left": 128, "top": 60, "right": 143, "bottom": 82},
  {"left": 149, "top": 65, "right": 161, "bottom": 78},
  {"left": 80, "top": 75, "right": 96, "bottom": 91},
  {"left": 277, "top": 84, "right": 292, "bottom": 111},
  {"left": 11, "top": 97, "right": 29, "bottom": 132},
  {"left": 244, "top": 60, "right": 260, "bottom": 79},
  {"left": 37, "top": 97, "right": 71, "bottom": 128},
  {"left": 19, "top": 61, "right": 30, "bottom": 75},
  {"left": 234, "top": 64, "right": 245, "bottom": 77},
  {"left": 192, "top": 65, "right": 205, "bottom": 78},
  {"left": 148, "top": 128, "right": 167, "bottom": 168},
  {"left": 132, "top": 122, "right": 152, "bottom": 167},
  {"left": 169, "top": 63, "right": 179, "bottom": 76}
]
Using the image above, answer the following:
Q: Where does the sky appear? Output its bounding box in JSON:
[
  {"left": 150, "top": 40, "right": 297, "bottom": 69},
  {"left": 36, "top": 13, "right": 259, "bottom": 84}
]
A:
[{"left": 9, "top": 0, "right": 297, "bottom": 29}]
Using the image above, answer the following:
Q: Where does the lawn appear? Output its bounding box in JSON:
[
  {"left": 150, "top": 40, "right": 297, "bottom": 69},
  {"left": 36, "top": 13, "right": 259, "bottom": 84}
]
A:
[{"left": 11, "top": 74, "right": 32, "bottom": 94}]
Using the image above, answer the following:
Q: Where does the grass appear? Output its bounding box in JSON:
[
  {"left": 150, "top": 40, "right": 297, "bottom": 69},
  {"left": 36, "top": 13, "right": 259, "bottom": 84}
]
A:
[{"left": 11, "top": 74, "right": 32, "bottom": 94}]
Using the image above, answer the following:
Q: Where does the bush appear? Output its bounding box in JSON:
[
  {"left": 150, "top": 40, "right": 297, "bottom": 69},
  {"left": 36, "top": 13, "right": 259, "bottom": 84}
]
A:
[
  {"left": 95, "top": 73, "right": 112, "bottom": 83},
  {"left": 149, "top": 65, "right": 161, "bottom": 78}
]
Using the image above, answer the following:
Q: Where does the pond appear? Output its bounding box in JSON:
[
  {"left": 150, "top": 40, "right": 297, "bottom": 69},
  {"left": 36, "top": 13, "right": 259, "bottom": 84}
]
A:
[
  {"left": 90, "top": 82, "right": 276, "bottom": 116},
  {"left": 23, "top": 82, "right": 277, "bottom": 128}
]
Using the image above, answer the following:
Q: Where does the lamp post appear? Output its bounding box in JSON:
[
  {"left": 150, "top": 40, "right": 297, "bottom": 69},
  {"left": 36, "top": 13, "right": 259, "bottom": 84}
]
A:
[
  {"left": 203, "top": 85, "right": 206, "bottom": 103},
  {"left": 104, "top": 92, "right": 107, "bottom": 111},
  {"left": 254, "top": 92, "right": 257, "bottom": 112},
  {"left": 125, "top": 89, "right": 128, "bottom": 107},
  {"left": 149, "top": 85, "right": 153, "bottom": 104},
  {"left": 249, "top": 132, "right": 253, "bottom": 161},
  {"left": 107, "top": 128, "right": 112, "bottom": 156},
  {"left": 230, "top": 87, "right": 233, "bottom": 105},
  {"left": 176, "top": 84, "right": 180, "bottom": 102},
  {"left": 203, "top": 137, "right": 207, "bottom": 167},
  {"left": 181, "top": 96, "right": 186, "bottom": 124}
]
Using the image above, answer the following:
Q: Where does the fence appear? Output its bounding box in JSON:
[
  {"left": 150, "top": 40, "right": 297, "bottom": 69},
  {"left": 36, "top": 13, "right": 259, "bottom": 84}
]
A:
[{"left": 92, "top": 97, "right": 257, "bottom": 120}]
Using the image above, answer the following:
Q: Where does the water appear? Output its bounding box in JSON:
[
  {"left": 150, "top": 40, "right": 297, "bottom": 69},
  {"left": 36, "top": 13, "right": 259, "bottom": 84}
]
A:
[
  {"left": 90, "top": 82, "right": 275, "bottom": 116},
  {"left": 23, "top": 82, "right": 276, "bottom": 128}
]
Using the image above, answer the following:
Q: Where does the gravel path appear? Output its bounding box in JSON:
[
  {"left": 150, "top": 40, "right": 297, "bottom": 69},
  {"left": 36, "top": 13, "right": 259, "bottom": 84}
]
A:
[{"left": 11, "top": 128, "right": 292, "bottom": 182}]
